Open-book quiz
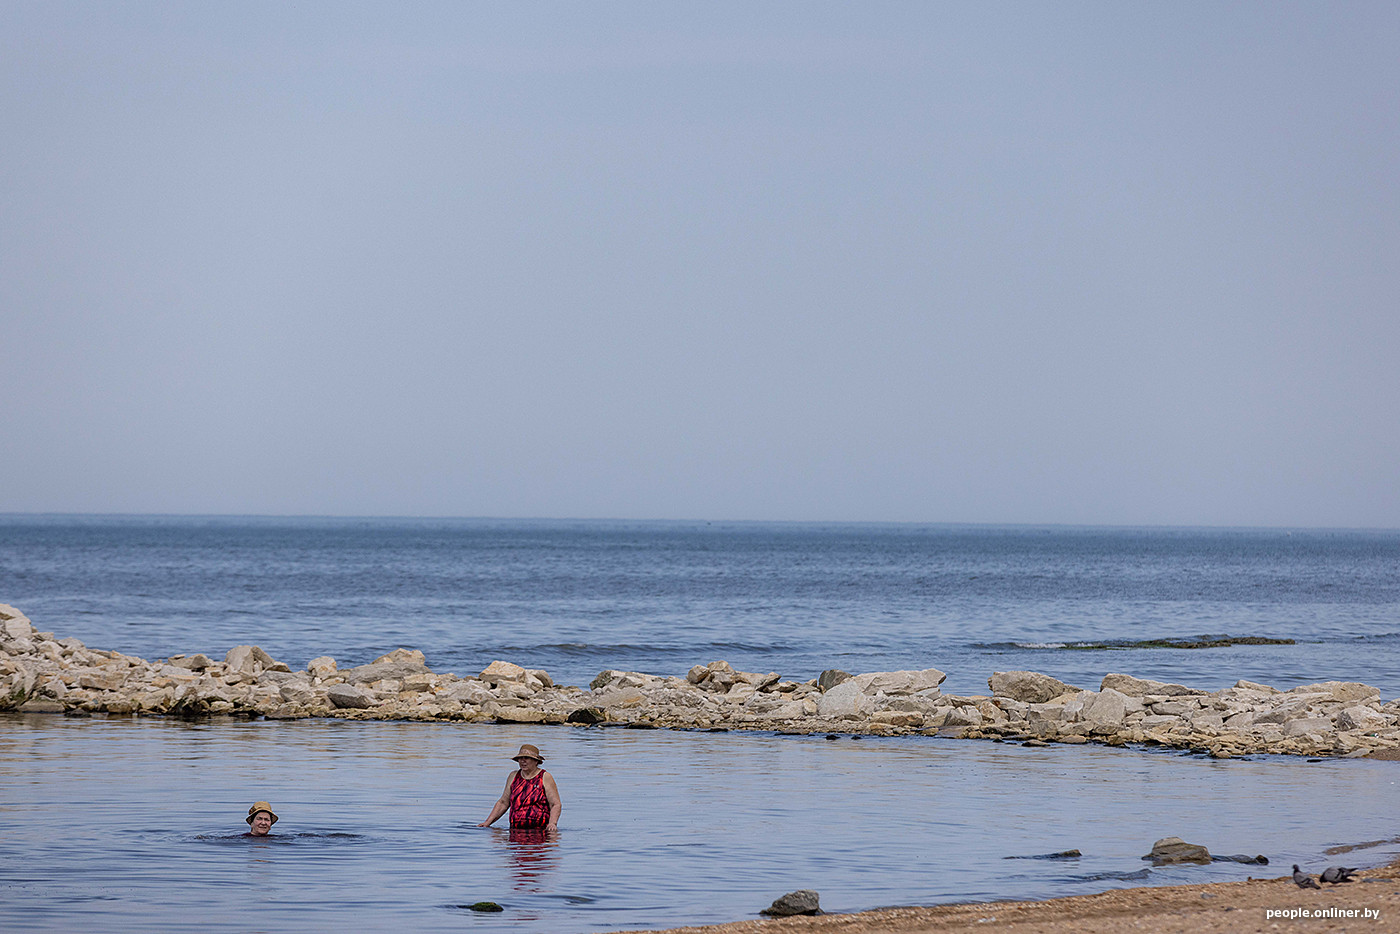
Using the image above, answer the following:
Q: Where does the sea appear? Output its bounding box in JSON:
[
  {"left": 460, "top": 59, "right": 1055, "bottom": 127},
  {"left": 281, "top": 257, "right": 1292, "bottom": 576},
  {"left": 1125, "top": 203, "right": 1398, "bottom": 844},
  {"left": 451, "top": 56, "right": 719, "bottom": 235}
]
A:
[{"left": 2, "top": 516, "right": 1399, "bottom": 932}]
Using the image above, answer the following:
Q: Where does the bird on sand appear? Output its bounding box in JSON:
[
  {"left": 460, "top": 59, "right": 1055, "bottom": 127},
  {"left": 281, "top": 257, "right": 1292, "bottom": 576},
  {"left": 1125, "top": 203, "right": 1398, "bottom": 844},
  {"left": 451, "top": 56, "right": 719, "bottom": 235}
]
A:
[
  {"left": 1320, "top": 866, "right": 1358, "bottom": 884},
  {"left": 1292, "top": 865, "right": 1322, "bottom": 889}
]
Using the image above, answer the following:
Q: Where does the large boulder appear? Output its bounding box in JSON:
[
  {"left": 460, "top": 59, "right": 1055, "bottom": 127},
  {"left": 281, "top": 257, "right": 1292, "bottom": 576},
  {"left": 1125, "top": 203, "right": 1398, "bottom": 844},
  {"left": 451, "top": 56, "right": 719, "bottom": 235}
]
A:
[
  {"left": 592, "top": 688, "right": 646, "bottom": 710},
  {"left": 1079, "top": 688, "right": 1138, "bottom": 729},
  {"left": 852, "top": 668, "right": 946, "bottom": 695},
  {"left": 326, "top": 684, "right": 375, "bottom": 709},
  {"left": 761, "top": 890, "right": 821, "bottom": 917},
  {"left": 1144, "top": 837, "right": 1211, "bottom": 864},
  {"left": 816, "top": 680, "right": 873, "bottom": 719},
  {"left": 1282, "top": 717, "right": 1331, "bottom": 736},
  {"left": 1288, "top": 682, "right": 1380, "bottom": 704},
  {"left": 439, "top": 681, "right": 493, "bottom": 705},
  {"left": 279, "top": 683, "right": 319, "bottom": 706},
  {"left": 0, "top": 604, "right": 34, "bottom": 642},
  {"left": 307, "top": 656, "right": 338, "bottom": 679},
  {"left": 943, "top": 705, "right": 984, "bottom": 728},
  {"left": 1100, "top": 673, "right": 1206, "bottom": 697},
  {"left": 374, "top": 648, "right": 426, "bottom": 666},
  {"left": 79, "top": 670, "right": 128, "bottom": 691},
  {"left": 224, "top": 645, "right": 287, "bottom": 674},
  {"left": 480, "top": 660, "right": 527, "bottom": 685},
  {"left": 989, "top": 671, "right": 1081, "bottom": 704},
  {"left": 342, "top": 659, "right": 429, "bottom": 685},
  {"left": 1337, "top": 705, "right": 1389, "bottom": 732}
]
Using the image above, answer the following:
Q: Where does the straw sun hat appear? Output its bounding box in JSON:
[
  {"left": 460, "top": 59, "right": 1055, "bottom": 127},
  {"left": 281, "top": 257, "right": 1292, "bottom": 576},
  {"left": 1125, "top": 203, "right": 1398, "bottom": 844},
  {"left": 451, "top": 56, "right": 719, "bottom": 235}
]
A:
[
  {"left": 511, "top": 744, "right": 544, "bottom": 763},
  {"left": 246, "top": 802, "right": 279, "bottom": 825}
]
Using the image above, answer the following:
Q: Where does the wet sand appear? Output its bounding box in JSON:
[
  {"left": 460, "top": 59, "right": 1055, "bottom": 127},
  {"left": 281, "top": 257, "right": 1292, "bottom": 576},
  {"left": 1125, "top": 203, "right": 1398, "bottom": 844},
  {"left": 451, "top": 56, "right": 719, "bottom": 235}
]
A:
[{"left": 620, "top": 854, "right": 1400, "bottom": 934}]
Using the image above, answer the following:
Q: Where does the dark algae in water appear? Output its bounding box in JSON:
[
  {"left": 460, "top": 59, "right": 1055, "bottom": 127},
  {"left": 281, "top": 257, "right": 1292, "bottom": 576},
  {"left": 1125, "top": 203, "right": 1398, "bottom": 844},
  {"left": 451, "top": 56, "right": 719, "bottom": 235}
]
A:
[{"left": 1066, "top": 636, "right": 1296, "bottom": 651}]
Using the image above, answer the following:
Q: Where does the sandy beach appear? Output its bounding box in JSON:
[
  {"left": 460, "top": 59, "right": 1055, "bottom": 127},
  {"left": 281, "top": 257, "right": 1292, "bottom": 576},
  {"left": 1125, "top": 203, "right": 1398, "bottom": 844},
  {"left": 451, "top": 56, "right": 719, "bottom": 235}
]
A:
[{"left": 620, "top": 853, "right": 1400, "bottom": 934}]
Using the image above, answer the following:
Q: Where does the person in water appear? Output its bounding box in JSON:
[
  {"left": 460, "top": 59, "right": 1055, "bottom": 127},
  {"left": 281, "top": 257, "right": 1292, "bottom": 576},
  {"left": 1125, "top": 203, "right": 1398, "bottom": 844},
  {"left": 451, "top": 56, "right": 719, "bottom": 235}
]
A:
[
  {"left": 246, "top": 801, "right": 278, "bottom": 836},
  {"left": 478, "top": 744, "right": 560, "bottom": 833}
]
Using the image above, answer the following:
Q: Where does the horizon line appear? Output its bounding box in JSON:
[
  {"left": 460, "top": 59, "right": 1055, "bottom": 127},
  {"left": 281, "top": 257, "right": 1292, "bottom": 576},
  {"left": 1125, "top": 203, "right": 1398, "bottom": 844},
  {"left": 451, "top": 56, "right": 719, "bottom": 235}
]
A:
[{"left": 1, "top": 511, "right": 1397, "bottom": 535}]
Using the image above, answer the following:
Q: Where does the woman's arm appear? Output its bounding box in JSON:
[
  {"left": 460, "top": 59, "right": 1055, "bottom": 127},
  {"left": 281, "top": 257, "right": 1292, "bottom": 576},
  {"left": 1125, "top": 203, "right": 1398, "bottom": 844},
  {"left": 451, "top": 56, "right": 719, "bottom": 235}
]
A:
[
  {"left": 477, "top": 773, "right": 516, "bottom": 827},
  {"left": 543, "top": 772, "right": 561, "bottom": 831}
]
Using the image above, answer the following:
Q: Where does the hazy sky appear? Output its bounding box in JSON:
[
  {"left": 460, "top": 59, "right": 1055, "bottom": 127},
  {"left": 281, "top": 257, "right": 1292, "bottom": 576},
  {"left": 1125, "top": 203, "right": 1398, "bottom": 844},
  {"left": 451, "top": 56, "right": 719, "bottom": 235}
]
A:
[{"left": 3, "top": 3, "right": 1397, "bottom": 527}]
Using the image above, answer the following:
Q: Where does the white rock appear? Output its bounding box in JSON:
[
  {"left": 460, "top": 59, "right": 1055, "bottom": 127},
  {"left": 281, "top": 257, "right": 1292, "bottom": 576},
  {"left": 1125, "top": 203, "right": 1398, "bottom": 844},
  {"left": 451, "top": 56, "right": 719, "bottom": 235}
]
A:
[
  {"left": 480, "top": 660, "right": 527, "bottom": 685},
  {"left": 1100, "top": 673, "right": 1206, "bottom": 697},
  {"left": 224, "top": 645, "right": 275, "bottom": 674},
  {"left": 326, "top": 683, "right": 375, "bottom": 709},
  {"left": 988, "top": 671, "right": 1081, "bottom": 704},
  {"left": 816, "top": 680, "right": 874, "bottom": 719},
  {"left": 1337, "top": 705, "right": 1389, "bottom": 732},
  {"left": 593, "top": 688, "right": 645, "bottom": 710},
  {"left": 1026, "top": 702, "right": 1068, "bottom": 722},
  {"left": 852, "top": 668, "right": 946, "bottom": 695},
  {"left": 1288, "top": 682, "right": 1379, "bottom": 704},
  {"left": 1282, "top": 717, "right": 1331, "bottom": 737},
  {"left": 882, "top": 695, "right": 944, "bottom": 715},
  {"left": 1223, "top": 711, "right": 1256, "bottom": 730},
  {"left": 279, "top": 683, "right": 319, "bottom": 705},
  {"left": 1151, "top": 700, "right": 1200, "bottom": 716},
  {"left": 944, "top": 706, "right": 983, "bottom": 728},
  {"left": 374, "top": 648, "right": 426, "bottom": 666},
  {"left": 439, "top": 681, "right": 493, "bottom": 705},
  {"left": 1081, "top": 688, "right": 1138, "bottom": 727},
  {"left": 308, "top": 656, "right": 337, "bottom": 679},
  {"left": 0, "top": 603, "right": 33, "bottom": 632}
]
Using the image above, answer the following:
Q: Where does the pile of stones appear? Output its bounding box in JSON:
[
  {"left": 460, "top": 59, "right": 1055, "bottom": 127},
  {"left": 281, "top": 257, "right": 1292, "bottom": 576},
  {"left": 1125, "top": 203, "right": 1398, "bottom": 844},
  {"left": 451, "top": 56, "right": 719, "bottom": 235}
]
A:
[{"left": 3, "top": 603, "right": 1398, "bottom": 759}]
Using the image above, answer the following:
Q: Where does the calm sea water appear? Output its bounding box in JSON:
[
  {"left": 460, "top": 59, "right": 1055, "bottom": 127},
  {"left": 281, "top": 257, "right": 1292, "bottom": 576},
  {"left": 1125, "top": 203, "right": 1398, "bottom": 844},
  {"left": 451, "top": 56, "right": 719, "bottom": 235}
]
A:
[
  {"left": 2, "top": 516, "right": 1400, "bottom": 932},
  {"left": 3, "top": 714, "right": 1398, "bottom": 934},
  {"left": 2, "top": 516, "right": 1398, "bottom": 696}
]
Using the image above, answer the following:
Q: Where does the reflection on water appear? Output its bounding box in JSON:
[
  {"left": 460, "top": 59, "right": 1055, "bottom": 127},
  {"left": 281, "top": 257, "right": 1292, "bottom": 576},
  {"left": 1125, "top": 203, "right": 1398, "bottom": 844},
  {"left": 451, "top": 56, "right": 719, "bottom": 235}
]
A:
[
  {"left": 498, "top": 826, "right": 559, "bottom": 892},
  {"left": 1, "top": 712, "right": 1398, "bottom": 933}
]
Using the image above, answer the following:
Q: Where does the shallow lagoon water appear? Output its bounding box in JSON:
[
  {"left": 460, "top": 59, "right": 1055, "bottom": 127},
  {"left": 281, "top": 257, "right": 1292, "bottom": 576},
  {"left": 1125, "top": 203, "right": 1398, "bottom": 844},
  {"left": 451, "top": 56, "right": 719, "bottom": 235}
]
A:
[{"left": 2, "top": 714, "right": 1397, "bottom": 933}]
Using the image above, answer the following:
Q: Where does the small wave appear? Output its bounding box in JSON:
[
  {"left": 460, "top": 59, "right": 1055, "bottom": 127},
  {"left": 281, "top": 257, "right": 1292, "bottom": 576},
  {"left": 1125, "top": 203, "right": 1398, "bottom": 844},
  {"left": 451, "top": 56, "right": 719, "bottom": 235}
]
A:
[
  {"left": 493, "top": 641, "right": 784, "bottom": 657},
  {"left": 974, "top": 636, "right": 1299, "bottom": 651},
  {"left": 495, "top": 643, "right": 683, "bottom": 656}
]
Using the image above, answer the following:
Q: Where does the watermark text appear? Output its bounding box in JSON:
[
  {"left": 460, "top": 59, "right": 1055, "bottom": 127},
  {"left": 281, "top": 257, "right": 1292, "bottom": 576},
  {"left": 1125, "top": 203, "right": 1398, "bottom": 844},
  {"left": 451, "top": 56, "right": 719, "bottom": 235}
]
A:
[{"left": 1265, "top": 907, "right": 1381, "bottom": 921}]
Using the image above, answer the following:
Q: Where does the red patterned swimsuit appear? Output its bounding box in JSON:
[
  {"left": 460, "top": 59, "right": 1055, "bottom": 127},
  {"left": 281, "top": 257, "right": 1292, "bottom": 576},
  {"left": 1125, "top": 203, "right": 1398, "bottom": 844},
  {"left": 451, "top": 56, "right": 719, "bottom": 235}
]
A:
[{"left": 509, "top": 769, "right": 550, "bottom": 828}]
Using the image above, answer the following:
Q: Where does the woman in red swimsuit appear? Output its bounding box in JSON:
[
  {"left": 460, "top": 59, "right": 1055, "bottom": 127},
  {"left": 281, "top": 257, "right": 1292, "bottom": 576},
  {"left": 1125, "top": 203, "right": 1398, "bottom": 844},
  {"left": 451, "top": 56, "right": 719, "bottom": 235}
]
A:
[{"left": 478, "top": 744, "right": 561, "bottom": 833}]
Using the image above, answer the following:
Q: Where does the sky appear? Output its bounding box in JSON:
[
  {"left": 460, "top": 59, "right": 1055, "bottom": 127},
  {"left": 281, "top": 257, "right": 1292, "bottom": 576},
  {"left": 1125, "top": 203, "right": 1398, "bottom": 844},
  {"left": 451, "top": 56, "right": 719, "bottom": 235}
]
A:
[{"left": 2, "top": 2, "right": 1398, "bottom": 527}]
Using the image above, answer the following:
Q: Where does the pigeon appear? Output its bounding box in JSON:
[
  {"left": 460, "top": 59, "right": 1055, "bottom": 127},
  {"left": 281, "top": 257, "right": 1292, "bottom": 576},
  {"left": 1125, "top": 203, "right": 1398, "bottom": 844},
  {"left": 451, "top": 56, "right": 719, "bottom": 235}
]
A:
[
  {"left": 1320, "top": 866, "right": 1358, "bottom": 884},
  {"left": 1292, "top": 865, "right": 1322, "bottom": 889}
]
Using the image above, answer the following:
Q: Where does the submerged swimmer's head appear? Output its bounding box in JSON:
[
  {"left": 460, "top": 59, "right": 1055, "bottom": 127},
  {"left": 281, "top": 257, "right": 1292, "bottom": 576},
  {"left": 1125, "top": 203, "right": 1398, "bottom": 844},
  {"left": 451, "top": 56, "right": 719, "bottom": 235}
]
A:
[{"left": 246, "top": 802, "right": 278, "bottom": 836}]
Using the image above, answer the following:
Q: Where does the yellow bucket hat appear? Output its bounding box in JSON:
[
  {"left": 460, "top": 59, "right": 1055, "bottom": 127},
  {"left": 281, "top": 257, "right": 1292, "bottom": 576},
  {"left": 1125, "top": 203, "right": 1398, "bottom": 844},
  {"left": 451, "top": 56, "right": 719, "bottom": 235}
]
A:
[{"left": 246, "top": 802, "right": 279, "bottom": 825}]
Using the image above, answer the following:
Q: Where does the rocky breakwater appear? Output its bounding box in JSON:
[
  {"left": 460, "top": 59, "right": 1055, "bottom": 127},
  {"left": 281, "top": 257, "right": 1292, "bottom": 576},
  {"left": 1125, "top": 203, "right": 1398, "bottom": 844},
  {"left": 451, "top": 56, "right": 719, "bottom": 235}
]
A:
[
  {"left": 3, "top": 603, "right": 1399, "bottom": 758},
  {"left": 980, "top": 670, "right": 1400, "bottom": 758},
  {"left": 0, "top": 603, "right": 591, "bottom": 723}
]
